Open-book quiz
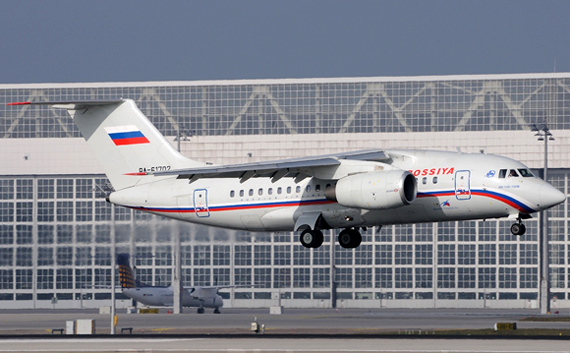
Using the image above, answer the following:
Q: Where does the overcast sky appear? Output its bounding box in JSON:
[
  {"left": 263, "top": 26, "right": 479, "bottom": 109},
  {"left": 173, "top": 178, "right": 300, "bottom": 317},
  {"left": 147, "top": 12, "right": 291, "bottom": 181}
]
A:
[{"left": 2, "top": 1, "right": 570, "bottom": 84}]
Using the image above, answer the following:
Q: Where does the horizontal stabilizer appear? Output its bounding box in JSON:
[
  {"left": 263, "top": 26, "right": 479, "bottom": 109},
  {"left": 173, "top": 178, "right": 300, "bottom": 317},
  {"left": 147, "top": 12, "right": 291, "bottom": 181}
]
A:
[
  {"left": 8, "top": 99, "right": 203, "bottom": 191},
  {"left": 7, "top": 100, "right": 124, "bottom": 109}
]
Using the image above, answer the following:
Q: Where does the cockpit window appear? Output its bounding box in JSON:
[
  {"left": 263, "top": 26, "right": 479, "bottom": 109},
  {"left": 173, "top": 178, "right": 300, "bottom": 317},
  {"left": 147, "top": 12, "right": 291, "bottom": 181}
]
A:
[
  {"left": 508, "top": 169, "right": 519, "bottom": 177},
  {"left": 498, "top": 169, "right": 507, "bottom": 178},
  {"left": 518, "top": 169, "right": 534, "bottom": 177}
]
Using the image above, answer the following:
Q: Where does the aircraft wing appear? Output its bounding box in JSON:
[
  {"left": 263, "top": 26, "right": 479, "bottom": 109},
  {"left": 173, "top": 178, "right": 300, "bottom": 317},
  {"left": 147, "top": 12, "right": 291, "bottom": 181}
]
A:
[{"left": 153, "top": 149, "right": 389, "bottom": 183}]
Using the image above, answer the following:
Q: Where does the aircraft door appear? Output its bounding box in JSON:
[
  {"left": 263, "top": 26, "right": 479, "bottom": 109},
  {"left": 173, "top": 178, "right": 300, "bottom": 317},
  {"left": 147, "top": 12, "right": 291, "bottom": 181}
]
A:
[
  {"left": 455, "top": 170, "right": 471, "bottom": 200},
  {"left": 193, "top": 189, "right": 210, "bottom": 217}
]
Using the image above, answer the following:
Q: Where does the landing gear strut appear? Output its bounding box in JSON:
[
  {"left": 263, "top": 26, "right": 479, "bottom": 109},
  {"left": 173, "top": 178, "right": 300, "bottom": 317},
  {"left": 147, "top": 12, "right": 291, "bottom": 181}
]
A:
[
  {"left": 510, "top": 217, "right": 526, "bottom": 236},
  {"left": 300, "top": 229, "right": 324, "bottom": 248},
  {"left": 338, "top": 228, "right": 362, "bottom": 249}
]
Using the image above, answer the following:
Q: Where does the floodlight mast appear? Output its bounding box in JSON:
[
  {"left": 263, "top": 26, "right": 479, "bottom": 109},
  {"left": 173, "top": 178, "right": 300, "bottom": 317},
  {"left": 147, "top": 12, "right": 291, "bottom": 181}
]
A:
[{"left": 530, "top": 120, "right": 555, "bottom": 315}]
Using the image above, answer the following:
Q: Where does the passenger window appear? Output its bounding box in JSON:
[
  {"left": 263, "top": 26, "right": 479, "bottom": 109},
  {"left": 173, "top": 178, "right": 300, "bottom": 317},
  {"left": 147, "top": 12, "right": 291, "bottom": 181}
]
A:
[
  {"left": 296, "top": 186, "right": 301, "bottom": 193},
  {"left": 230, "top": 190, "right": 235, "bottom": 198},
  {"left": 258, "top": 188, "right": 263, "bottom": 196},
  {"left": 287, "top": 186, "right": 291, "bottom": 194},
  {"left": 315, "top": 184, "right": 321, "bottom": 192},
  {"left": 239, "top": 190, "right": 244, "bottom": 197},
  {"left": 249, "top": 189, "right": 254, "bottom": 196},
  {"left": 277, "top": 187, "right": 282, "bottom": 195},
  {"left": 268, "top": 188, "right": 273, "bottom": 195},
  {"left": 508, "top": 169, "right": 519, "bottom": 177},
  {"left": 433, "top": 177, "right": 438, "bottom": 184},
  {"left": 422, "top": 177, "right": 427, "bottom": 185},
  {"left": 306, "top": 185, "right": 311, "bottom": 192},
  {"left": 498, "top": 169, "right": 507, "bottom": 178},
  {"left": 518, "top": 169, "right": 534, "bottom": 177}
]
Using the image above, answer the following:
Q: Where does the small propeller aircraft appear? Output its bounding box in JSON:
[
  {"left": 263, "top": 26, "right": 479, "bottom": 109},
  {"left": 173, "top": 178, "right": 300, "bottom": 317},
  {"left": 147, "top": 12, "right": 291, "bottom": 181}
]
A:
[{"left": 118, "top": 253, "right": 225, "bottom": 314}]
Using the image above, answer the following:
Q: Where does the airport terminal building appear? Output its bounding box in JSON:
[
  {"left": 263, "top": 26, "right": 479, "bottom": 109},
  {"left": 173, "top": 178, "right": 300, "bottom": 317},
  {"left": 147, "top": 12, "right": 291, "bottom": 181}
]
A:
[{"left": 0, "top": 73, "right": 569, "bottom": 310}]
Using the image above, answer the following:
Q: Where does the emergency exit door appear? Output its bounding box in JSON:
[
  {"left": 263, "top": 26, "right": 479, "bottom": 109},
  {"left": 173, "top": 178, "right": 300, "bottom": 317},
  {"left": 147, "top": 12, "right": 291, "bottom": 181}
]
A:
[
  {"left": 193, "top": 189, "right": 210, "bottom": 217},
  {"left": 455, "top": 170, "right": 471, "bottom": 200}
]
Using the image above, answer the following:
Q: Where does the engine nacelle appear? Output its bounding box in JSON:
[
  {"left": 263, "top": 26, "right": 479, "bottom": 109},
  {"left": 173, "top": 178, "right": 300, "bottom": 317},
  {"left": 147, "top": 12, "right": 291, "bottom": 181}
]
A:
[{"left": 325, "top": 170, "right": 417, "bottom": 210}]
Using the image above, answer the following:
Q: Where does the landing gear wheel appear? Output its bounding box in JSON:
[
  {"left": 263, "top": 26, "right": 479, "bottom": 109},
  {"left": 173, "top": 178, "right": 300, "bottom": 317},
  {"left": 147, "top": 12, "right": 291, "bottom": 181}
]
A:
[
  {"left": 510, "top": 223, "right": 526, "bottom": 236},
  {"left": 338, "top": 228, "right": 362, "bottom": 249},
  {"left": 213, "top": 308, "right": 221, "bottom": 314},
  {"left": 300, "top": 229, "right": 324, "bottom": 248},
  {"left": 197, "top": 307, "right": 205, "bottom": 314}
]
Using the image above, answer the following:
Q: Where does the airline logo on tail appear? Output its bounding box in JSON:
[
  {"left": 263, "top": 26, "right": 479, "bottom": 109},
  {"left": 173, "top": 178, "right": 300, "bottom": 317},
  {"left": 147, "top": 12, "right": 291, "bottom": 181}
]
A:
[
  {"left": 117, "top": 253, "right": 136, "bottom": 288},
  {"left": 104, "top": 125, "right": 150, "bottom": 146}
]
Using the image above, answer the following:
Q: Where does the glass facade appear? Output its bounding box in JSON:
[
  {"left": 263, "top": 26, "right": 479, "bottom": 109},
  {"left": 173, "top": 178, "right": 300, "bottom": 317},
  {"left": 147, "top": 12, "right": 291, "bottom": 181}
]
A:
[
  {"left": 0, "top": 73, "right": 569, "bottom": 308},
  {"left": 2, "top": 75, "right": 570, "bottom": 138}
]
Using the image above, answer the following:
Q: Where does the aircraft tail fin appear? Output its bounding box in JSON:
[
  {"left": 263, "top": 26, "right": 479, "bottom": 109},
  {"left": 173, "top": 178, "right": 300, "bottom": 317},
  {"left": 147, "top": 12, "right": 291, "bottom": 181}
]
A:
[
  {"left": 117, "top": 253, "right": 137, "bottom": 289},
  {"left": 117, "top": 253, "right": 151, "bottom": 288},
  {"left": 8, "top": 100, "right": 205, "bottom": 191}
]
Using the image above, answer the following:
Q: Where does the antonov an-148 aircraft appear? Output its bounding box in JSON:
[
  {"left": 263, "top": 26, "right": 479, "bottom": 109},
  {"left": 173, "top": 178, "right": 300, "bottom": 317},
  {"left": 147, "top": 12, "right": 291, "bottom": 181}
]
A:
[
  {"left": 8, "top": 99, "right": 565, "bottom": 249},
  {"left": 118, "top": 253, "right": 224, "bottom": 313}
]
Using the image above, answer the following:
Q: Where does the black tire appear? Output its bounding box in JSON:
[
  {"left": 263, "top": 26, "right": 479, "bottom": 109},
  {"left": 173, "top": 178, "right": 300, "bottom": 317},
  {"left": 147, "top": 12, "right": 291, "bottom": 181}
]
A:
[
  {"left": 300, "top": 229, "right": 324, "bottom": 248},
  {"left": 312, "top": 229, "right": 324, "bottom": 248},
  {"left": 510, "top": 223, "right": 526, "bottom": 236},
  {"left": 348, "top": 229, "right": 362, "bottom": 248},
  {"left": 300, "top": 229, "right": 314, "bottom": 248},
  {"left": 338, "top": 229, "right": 352, "bottom": 248},
  {"left": 197, "top": 307, "right": 205, "bottom": 314}
]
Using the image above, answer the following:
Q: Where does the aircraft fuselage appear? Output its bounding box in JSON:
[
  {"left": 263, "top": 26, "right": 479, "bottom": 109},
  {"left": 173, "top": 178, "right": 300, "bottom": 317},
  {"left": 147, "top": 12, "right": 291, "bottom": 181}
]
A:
[
  {"left": 109, "top": 149, "right": 563, "bottom": 234},
  {"left": 123, "top": 287, "right": 223, "bottom": 309}
]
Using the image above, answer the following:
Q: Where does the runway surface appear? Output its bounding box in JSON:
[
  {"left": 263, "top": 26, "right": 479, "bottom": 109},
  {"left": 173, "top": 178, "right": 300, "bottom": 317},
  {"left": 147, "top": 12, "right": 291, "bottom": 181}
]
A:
[
  {"left": 0, "top": 308, "right": 569, "bottom": 352},
  {"left": 0, "top": 308, "right": 568, "bottom": 334},
  {"left": 0, "top": 337, "right": 569, "bottom": 353}
]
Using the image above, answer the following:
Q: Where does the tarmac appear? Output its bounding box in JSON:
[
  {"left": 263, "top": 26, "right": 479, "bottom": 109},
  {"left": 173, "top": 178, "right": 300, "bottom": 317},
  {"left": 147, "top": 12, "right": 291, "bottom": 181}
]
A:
[
  {"left": 0, "top": 307, "right": 568, "bottom": 335},
  {"left": 0, "top": 308, "right": 569, "bottom": 352}
]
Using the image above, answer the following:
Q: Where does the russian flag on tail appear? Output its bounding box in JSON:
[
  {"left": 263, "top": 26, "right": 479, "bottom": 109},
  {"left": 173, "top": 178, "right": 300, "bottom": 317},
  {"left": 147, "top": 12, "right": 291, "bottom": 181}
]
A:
[{"left": 104, "top": 125, "right": 150, "bottom": 146}]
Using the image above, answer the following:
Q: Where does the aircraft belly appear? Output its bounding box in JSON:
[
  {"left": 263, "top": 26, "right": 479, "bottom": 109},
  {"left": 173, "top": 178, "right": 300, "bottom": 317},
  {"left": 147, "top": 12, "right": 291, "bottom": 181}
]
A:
[
  {"left": 260, "top": 207, "right": 297, "bottom": 230},
  {"left": 361, "top": 204, "right": 430, "bottom": 225},
  {"left": 182, "top": 298, "right": 217, "bottom": 308},
  {"left": 409, "top": 194, "right": 510, "bottom": 223},
  {"left": 321, "top": 205, "right": 366, "bottom": 228}
]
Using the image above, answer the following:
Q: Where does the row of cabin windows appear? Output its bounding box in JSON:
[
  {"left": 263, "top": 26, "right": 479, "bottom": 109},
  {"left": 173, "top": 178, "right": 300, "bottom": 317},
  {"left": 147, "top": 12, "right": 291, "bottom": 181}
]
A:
[
  {"left": 229, "top": 184, "right": 331, "bottom": 198},
  {"left": 498, "top": 169, "right": 534, "bottom": 178}
]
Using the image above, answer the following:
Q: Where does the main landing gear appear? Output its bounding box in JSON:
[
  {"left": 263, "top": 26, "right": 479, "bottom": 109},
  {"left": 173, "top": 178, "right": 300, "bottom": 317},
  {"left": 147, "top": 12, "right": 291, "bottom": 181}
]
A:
[
  {"left": 299, "top": 227, "right": 363, "bottom": 249},
  {"left": 300, "top": 229, "right": 324, "bottom": 248},
  {"left": 510, "top": 215, "right": 526, "bottom": 236},
  {"left": 338, "top": 228, "right": 362, "bottom": 249}
]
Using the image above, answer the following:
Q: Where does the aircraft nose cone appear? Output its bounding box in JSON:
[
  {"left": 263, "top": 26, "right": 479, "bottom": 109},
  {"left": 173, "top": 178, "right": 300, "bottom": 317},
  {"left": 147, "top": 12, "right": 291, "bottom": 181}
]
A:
[{"left": 539, "top": 184, "right": 566, "bottom": 209}]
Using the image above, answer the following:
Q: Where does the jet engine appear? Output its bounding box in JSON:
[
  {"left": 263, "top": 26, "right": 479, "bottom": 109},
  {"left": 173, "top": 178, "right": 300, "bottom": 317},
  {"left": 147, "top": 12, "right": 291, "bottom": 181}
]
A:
[{"left": 325, "top": 170, "right": 417, "bottom": 209}]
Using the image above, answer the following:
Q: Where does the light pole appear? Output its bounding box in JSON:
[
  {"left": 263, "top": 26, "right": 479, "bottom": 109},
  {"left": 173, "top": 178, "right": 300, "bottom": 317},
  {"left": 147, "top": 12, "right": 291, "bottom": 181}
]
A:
[
  {"left": 110, "top": 204, "right": 117, "bottom": 334},
  {"left": 530, "top": 121, "right": 555, "bottom": 315}
]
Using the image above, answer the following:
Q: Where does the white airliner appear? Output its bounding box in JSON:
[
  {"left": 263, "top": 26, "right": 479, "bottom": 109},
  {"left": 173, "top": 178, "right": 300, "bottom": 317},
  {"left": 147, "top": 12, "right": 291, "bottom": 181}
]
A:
[
  {"left": 8, "top": 99, "right": 565, "bottom": 249},
  {"left": 118, "top": 253, "right": 224, "bottom": 313}
]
